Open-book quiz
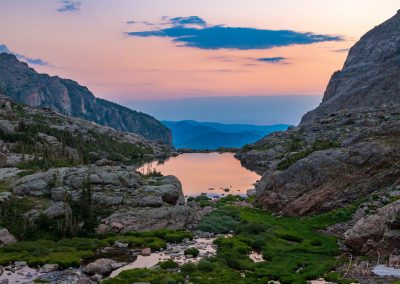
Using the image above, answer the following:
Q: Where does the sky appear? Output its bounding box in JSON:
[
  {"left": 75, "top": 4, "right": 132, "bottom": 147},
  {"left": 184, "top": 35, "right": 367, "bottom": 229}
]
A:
[{"left": 0, "top": 1, "right": 399, "bottom": 123}]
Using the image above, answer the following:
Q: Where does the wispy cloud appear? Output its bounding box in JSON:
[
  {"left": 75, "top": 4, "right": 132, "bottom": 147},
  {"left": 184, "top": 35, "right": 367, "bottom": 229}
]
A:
[
  {"left": 333, "top": 48, "right": 350, "bottom": 53},
  {"left": 0, "top": 44, "right": 49, "bottom": 66},
  {"left": 257, "top": 57, "right": 287, "bottom": 63},
  {"left": 57, "top": 0, "right": 81, "bottom": 13},
  {"left": 169, "top": 16, "right": 207, "bottom": 27},
  {"left": 127, "top": 16, "right": 343, "bottom": 50},
  {"left": 126, "top": 20, "right": 136, "bottom": 24}
]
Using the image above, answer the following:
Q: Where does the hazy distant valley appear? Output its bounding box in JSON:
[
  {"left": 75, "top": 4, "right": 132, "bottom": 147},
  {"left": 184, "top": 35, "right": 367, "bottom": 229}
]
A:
[{"left": 163, "top": 120, "right": 289, "bottom": 150}]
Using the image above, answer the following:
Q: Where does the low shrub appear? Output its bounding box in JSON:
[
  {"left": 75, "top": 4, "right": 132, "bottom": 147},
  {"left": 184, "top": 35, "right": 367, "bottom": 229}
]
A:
[
  {"left": 159, "top": 260, "right": 179, "bottom": 269},
  {"left": 197, "top": 207, "right": 240, "bottom": 234},
  {"left": 180, "top": 262, "right": 197, "bottom": 274},
  {"left": 197, "top": 260, "right": 215, "bottom": 272},
  {"left": 184, "top": 247, "right": 200, "bottom": 257}
]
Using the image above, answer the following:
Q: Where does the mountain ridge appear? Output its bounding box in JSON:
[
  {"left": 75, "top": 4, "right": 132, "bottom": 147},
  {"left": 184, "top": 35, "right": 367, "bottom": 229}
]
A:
[
  {"left": 0, "top": 53, "right": 172, "bottom": 144},
  {"left": 301, "top": 10, "right": 400, "bottom": 125},
  {"left": 163, "top": 120, "right": 289, "bottom": 150}
]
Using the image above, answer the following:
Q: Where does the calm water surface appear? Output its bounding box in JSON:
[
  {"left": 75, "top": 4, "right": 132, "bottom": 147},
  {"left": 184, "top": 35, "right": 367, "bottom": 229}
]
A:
[{"left": 138, "top": 152, "right": 260, "bottom": 196}]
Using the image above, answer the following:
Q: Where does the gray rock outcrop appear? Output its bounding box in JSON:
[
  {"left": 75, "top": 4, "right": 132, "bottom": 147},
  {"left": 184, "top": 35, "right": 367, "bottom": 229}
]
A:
[
  {"left": 344, "top": 200, "right": 400, "bottom": 256},
  {"left": 10, "top": 165, "right": 197, "bottom": 232}
]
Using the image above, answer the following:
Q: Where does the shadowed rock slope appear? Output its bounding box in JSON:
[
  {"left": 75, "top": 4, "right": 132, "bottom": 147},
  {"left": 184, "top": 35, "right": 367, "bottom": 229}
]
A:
[
  {"left": 0, "top": 53, "right": 171, "bottom": 144},
  {"left": 237, "top": 11, "right": 400, "bottom": 256}
]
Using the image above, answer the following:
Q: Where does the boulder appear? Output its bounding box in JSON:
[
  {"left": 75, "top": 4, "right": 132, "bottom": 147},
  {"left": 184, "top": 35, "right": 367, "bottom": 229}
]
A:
[
  {"left": 0, "top": 120, "right": 14, "bottom": 134},
  {"left": 0, "top": 168, "right": 21, "bottom": 181},
  {"left": 51, "top": 187, "right": 68, "bottom": 201},
  {"left": 344, "top": 200, "right": 400, "bottom": 256},
  {"left": 83, "top": 258, "right": 126, "bottom": 275},
  {"left": 141, "top": 248, "right": 151, "bottom": 256},
  {"left": 97, "top": 205, "right": 198, "bottom": 233},
  {"left": 43, "top": 202, "right": 72, "bottom": 219},
  {"left": 42, "top": 263, "right": 59, "bottom": 273},
  {"left": 0, "top": 228, "right": 16, "bottom": 246}
]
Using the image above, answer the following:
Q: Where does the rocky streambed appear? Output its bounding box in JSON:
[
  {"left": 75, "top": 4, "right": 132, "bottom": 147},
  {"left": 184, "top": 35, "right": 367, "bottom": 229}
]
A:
[{"left": 0, "top": 233, "right": 221, "bottom": 284}]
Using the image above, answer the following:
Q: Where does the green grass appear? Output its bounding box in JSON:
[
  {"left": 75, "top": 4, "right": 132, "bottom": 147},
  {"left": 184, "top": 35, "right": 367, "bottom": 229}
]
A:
[
  {"left": 106, "top": 204, "right": 356, "bottom": 284},
  {"left": 0, "top": 230, "right": 192, "bottom": 268},
  {"left": 0, "top": 238, "right": 99, "bottom": 268},
  {"left": 103, "top": 269, "right": 184, "bottom": 284}
]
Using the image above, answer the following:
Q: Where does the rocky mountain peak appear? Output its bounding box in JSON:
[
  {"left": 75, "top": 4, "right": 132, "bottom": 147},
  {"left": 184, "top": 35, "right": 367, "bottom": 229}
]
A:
[
  {"left": 301, "top": 11, "right": 400, "bottom": 124},
  {"left": 0, "top": 53, "right": 172, "bottom": 144},
  {"left": 0, "top": 53, "right": 20, "bottom": 62}
]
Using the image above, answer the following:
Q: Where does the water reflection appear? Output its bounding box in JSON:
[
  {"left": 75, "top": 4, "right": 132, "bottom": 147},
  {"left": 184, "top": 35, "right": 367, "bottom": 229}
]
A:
[{"left": 138, "top": 152, "right": 260, "bottom": 196}]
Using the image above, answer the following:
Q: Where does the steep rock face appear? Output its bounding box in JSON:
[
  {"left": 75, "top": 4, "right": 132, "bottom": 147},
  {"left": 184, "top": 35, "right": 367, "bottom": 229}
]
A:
[
  {"left": 237, "top": 10, "right": 400, "bottom": 216},
  {"left": 301, "top": 10, "right": 400, "bottom": 124},
  {"left": 0, "top": 53, "right": 171, "bottom": 144}
]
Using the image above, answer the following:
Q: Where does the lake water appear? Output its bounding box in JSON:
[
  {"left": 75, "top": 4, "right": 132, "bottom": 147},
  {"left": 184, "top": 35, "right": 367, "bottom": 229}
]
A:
[{"left": 138, "top": 152, "right": 260, "bottom": 196}]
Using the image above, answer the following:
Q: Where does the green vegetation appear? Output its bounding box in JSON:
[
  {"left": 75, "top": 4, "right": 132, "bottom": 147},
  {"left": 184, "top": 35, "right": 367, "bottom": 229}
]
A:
[
  {"left": 103, "top": 269, "right": 184, "bottom": 284},
  {"left": 0, "top": 177, "right": 109, "bottom": 240},
  {"left": 0, "top": 229, "right": 192, "bottom": 268},
  {"left": 105, "top": 200, "right": 356, "bottom": 284},
  {"left": 0, "top": 121, "right": 153, "bottom": 171},
  {"left": 187, "top": 195, "right": 212, "bottom": 207},
  {"left": 196, "top": 207, "right": 241, "bottom": 234},
  {"left": 0, "top": 238, "right": 100, "bottom": 268},
  {"left": 277, "top": 139, "right": 341, "bottom": 171},
  {"left": 159, "top": 260, "right": 179, "bottom": 270},
  {"left": 184, "top": 247, "right": 200, "bottom": 257}
]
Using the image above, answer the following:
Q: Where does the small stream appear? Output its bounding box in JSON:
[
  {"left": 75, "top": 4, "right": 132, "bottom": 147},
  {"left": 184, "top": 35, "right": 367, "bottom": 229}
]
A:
[{"left": 110, "top": 237, "right": 217, "bottom": 278}]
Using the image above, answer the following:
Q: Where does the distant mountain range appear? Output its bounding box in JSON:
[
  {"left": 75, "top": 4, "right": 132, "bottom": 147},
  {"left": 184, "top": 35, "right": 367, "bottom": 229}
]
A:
[
  {"left": 163, "top": 120, "right": 290, "bottom": 150},
  {"left": 0, "top": 53, "right": 171, "bottom": 144}
]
